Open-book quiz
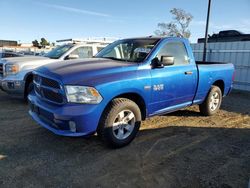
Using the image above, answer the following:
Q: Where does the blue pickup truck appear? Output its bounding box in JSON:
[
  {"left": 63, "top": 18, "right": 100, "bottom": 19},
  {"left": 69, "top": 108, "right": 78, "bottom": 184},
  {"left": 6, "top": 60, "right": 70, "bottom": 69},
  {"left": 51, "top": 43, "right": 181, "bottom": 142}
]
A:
[{"left": 28, "top": 37, "right": 235, "bottom": 148}]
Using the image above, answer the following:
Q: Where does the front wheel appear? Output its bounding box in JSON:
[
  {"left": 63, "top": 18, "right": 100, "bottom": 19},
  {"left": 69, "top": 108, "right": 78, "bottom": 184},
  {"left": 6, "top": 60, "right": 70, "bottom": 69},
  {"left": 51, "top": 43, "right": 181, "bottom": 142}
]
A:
[
  {"left": 97, "top": 98, "right": 141, "bottom": 148},
  {"left": 199, "top": 85, "right": 222, "bottom": 116}
]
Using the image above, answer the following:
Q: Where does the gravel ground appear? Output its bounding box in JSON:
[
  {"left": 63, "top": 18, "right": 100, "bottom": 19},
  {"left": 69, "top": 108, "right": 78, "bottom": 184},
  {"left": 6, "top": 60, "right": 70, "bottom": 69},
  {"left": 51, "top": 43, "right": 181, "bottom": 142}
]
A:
[{"left": 0, "top": 90, "right": 249, "bottom": 188}]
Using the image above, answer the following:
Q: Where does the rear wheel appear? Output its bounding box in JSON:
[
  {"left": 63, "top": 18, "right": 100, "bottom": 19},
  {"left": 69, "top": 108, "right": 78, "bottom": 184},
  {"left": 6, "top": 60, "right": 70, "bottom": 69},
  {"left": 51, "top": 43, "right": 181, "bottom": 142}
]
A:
[
  {"left": 97, "top": 98, "right": 141, "bottom": 148},
  {"left": 199, "top": 85, "right": 222, "bottom": 116}
]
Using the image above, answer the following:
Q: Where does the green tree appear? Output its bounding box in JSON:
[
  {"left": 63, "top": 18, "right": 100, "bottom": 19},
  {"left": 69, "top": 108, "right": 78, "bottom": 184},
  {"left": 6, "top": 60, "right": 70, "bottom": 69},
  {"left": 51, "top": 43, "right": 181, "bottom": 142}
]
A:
[
  {"left": 32, "top": 40, "right": 39, "bottom": 47},
  {"left": 40, "top": 38, "right": 50, "bottom": 47},
  {"left": 155, "top": 8, "right": 193, "bottom": 38}
]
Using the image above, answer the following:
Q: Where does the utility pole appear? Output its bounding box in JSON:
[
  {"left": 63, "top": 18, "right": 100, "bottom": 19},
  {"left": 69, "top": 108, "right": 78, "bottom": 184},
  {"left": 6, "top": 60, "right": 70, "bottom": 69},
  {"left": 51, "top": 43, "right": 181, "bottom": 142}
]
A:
[{"left": 203, "top": 0, "right": 212, "bottom": 62}]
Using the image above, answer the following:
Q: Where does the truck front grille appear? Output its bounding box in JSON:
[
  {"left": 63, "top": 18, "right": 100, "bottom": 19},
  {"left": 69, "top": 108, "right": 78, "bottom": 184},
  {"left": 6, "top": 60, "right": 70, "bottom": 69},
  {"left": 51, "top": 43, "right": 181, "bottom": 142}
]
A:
[
  {"left": 33, "top": 74, "right": 64, "bottom": 104},
  {"left": 34, "top": 74, "right": 60, "bottom": 89},
  {"left": 43, "top": 88, "right": 64, "bottom": 103}
]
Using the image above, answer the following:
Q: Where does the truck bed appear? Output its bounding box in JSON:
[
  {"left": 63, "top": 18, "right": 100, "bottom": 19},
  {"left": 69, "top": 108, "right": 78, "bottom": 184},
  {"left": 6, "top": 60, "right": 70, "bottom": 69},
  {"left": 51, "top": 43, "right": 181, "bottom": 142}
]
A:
[
  {"left": 193, "top": 61, "right": 234, "bottom": 104},
  {"left": 196, "top": 61, "right": 229, "bottom": 65}
]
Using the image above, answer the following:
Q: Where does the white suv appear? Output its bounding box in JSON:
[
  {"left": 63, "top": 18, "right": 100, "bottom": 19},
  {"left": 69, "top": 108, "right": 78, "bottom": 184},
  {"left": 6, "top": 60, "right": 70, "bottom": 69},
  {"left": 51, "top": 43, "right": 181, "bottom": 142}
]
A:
[{"left": 0, "top": 41, "right": 111, "bottom": 100}]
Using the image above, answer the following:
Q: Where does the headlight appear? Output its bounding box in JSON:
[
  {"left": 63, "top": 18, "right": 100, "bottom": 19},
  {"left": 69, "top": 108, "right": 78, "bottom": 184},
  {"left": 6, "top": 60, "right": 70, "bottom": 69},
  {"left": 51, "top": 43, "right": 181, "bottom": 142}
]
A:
[
  {"left": 65, "top": 85, "right": 103, "bottom": 104},
  {"left": 5, "top": 64, "right": 19, "bottom": 75}
]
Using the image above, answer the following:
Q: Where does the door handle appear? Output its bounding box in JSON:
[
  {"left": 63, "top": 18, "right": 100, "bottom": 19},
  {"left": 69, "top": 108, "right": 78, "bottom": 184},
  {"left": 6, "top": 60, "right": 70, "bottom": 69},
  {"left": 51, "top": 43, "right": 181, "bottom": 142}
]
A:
[{"left": 184, "top": 71, "right": 193, "bottom": 75}]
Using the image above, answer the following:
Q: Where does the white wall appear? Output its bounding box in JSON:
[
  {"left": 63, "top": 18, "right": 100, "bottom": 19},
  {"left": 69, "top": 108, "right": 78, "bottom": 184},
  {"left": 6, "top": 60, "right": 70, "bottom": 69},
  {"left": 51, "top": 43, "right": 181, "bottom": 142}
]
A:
[{"left": 191, "top": 41, "right": 250, "bottom": 91}]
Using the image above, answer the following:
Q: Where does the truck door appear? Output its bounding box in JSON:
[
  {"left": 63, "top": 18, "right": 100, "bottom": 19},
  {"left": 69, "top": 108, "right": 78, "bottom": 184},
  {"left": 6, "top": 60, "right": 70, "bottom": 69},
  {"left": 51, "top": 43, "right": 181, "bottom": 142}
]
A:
[{"left": 149, "top": 40, "right": 197, "bottom": 115}]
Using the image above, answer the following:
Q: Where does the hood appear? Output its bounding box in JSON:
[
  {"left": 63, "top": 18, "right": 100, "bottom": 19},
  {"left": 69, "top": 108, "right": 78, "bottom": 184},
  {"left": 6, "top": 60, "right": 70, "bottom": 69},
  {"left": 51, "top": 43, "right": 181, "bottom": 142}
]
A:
[
  {"left": 2, "top": 56, "right": 50, "bottom": 64},
  {"left": 36, "top": 58, "right": 139, "bottom": 85},
  {"left": 1, "top": 56, "right": 59, "bottom": 70}
]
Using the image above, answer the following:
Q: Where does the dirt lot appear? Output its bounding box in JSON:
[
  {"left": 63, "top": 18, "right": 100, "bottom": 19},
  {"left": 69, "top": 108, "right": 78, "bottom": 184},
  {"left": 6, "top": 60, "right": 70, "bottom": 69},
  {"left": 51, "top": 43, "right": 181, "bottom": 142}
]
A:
[{"left": 0, "top": 90, "right": 249, "bottom": 188}]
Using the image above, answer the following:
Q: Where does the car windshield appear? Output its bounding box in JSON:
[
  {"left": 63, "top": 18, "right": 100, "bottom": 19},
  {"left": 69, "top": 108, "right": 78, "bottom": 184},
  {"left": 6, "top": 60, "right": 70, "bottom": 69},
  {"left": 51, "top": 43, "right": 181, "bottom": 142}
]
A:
[
  {"left": 44, "top": 44, "right": 73, "bottom": 59},
  {"left": 95, "top": 38, "right": 160, "bottom": 63}
]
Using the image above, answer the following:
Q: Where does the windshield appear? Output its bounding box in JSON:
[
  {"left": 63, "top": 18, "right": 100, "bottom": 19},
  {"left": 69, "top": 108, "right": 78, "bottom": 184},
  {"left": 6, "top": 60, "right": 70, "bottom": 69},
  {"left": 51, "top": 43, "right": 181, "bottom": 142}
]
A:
[
  {"left": 44, "top": 44, "right": 73, "bottom": 59},
  {"left": 96, "top": 38, "right": 160, "bottom": 63}
]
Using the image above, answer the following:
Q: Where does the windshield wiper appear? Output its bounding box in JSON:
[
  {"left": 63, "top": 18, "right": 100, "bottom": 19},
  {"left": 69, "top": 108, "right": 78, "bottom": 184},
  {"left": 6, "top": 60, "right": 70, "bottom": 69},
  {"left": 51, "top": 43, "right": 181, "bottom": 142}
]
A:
[
  {"left": 102, "top": 57, "right": 130, "bottom": 62},
  {"left": 103, "top": 57, "right": 123, "bottom": 61}
]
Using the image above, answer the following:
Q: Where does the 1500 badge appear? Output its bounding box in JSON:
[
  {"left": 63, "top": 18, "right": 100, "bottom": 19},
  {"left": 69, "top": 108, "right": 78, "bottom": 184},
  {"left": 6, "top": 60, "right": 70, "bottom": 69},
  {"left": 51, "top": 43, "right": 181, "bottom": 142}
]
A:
[{"left": 153, "top": 84, "right": 164, "bottom": 91}]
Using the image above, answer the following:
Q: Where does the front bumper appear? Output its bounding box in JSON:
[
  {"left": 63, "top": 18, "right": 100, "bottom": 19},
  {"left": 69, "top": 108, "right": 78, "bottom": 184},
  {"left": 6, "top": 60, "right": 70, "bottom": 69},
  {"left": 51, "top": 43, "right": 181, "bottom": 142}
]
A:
[
  {"left": 0, "top": 76, "right": 25, "bottom": 95},
  {"left": 28, "top": 92, "right": 104, "bottom": 137}
]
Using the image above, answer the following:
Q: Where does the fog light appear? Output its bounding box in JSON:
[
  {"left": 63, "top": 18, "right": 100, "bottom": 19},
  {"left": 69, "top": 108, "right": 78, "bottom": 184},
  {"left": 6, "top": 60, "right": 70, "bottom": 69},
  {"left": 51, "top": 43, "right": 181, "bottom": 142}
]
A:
[
  {"left": 7, "top": 82, "right": 14, "bottom": 89},
  {"left": 69, "top": 121, "right": 76, "bottom": 132}
]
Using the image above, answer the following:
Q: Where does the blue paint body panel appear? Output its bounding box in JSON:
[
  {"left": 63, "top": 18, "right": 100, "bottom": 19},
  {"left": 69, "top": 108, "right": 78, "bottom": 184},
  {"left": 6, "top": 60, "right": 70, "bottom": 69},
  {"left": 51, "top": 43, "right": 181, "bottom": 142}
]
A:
[{"left": 28, "top": 37, "right": 234, "bottom": 137}]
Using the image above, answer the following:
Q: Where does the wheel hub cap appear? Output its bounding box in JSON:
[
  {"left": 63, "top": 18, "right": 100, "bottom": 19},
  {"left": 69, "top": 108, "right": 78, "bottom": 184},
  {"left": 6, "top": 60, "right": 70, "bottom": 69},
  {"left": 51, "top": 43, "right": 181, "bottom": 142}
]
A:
[
  {"left": 112, "top": 110, "right": 135, "bottom": 140},
  {"left": 209, "top": 91, "right": 220, "bottom": 111}
]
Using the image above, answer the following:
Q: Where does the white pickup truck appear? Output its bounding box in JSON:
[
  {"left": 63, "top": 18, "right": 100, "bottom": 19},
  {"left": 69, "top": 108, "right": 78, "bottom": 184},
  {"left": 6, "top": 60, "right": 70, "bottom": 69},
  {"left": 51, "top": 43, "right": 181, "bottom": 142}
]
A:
[{"left": 0, "top": 40, "right": 112, "bottom": 100}]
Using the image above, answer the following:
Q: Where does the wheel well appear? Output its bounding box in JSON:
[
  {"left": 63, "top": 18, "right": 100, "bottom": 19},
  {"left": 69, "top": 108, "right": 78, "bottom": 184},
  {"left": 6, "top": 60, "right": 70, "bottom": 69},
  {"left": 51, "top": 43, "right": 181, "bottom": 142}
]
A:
[
  {"left": 112, "top": 93, "right": 147, "bottom": 120},
  {"left": 212, "top": 80, "right": 225, "bottom": 95},
  {"left": 24, "top": 74, "right": 33, "bottom": 94}
]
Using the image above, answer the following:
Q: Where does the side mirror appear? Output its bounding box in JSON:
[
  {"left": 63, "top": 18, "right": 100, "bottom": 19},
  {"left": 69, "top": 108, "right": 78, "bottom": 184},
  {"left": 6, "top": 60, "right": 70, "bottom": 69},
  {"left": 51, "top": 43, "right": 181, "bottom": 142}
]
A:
[
  {"left": 161, "top": 56, "right": 174, "bottom": 66},
  {"left": 65, "top": 54, "right": 79, "bottom": 60},
  {"left": 151, "top": 57, "right": 164, "bottom": 68}
]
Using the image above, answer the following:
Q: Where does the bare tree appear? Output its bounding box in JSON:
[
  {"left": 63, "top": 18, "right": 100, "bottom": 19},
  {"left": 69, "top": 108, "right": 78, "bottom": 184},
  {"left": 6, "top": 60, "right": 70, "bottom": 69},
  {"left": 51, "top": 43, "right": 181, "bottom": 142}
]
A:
[{"left": 155, "top": 8, "right": 193, "bottom": 38}]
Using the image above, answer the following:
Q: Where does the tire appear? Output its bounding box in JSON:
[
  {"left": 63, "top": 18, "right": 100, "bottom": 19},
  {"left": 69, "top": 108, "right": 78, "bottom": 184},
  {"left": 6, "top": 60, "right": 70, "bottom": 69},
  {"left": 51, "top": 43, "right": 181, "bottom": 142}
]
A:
[
  {"left": 199, "top": 85, "right": 222, "bottom": 116},
  {"left": 97, "top": 98, "right": 142, "bottom": 148},
  {"left": 24, "top": 81, "right": 34, "bottom": 101}
]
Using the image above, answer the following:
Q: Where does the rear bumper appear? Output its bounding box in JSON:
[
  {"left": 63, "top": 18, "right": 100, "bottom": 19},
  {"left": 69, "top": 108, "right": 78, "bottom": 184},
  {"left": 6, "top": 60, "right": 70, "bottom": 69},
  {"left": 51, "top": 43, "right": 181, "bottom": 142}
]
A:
[
  {"left": 28, "top": 92, "right": 104, "bottom": 137},
  {"left": 225, "top": 84, "right": 233, "bottom": 96}
]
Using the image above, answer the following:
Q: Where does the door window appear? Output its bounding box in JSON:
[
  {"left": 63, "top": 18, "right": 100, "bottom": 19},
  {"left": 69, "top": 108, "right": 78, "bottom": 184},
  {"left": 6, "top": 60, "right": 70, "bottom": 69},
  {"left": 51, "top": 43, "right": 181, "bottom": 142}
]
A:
[
  {"left": 97, "top": 47, "right": 105, "bottom": 52},
  {"left": 71, "top": 47, "right": 93, "bottom": 58},
  {"left": 157, "top": 42, "right": 189, "bottom": 65}
]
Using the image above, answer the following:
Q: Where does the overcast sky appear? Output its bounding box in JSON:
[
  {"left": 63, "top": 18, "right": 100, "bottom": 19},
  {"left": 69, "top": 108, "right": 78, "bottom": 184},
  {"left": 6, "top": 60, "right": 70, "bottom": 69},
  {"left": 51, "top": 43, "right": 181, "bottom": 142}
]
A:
[{"left": 0, "top": 0, "right": 250, "bottom": 43}]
